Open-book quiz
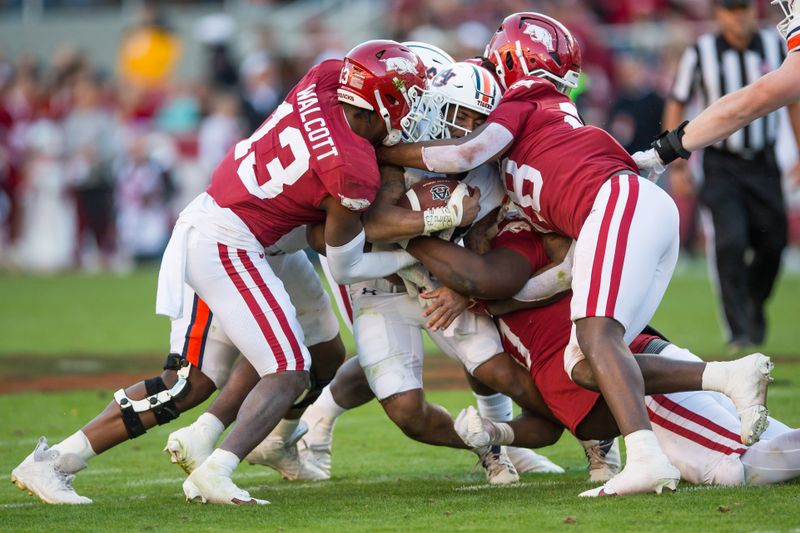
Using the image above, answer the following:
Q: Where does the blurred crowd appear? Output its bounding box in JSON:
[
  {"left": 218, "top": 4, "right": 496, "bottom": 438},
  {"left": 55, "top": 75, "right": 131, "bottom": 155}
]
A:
[{"left": 0, "top": 0, "right": 795, "bottom": 273}]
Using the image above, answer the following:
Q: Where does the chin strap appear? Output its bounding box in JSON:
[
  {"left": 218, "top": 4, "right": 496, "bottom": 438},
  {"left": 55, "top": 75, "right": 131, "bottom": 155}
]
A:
[{"left": 652, "top": 120, "right": 691, "bottom": 165}]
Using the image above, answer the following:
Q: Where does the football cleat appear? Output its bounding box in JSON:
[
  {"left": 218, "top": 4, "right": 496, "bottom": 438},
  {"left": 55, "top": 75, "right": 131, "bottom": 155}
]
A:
[
  {"left": 475, "top": 445, "right": 520, "bottom": 485},
  {"left": 184, "top": 462, "right": 269, "bottom": 505},
  {"left": 245, "top": 421, "right": 327, "bottom": 481},
  {"left": 455, "top": 406, "right": 493, "bottom": 448},
  {"left": 579, "top": 454, "right": 679, "bottom": 497},
  {"left": 11, "top": 437, "right": 92, "bottom": 505},
  {"left": 722, "top": 353, "right": 773, "bottom": 445},
  {"left": 582, "top": 439, "right": 621, "bottom": 483},
  {"left": 297, "top": 403, "right": 336, "bottom": 478},
  {"left": 164, "top": 422, "right": 219, "bottom": 475},
  {"left": 505, "top": 447, "right": 565, "bottom": 474}
]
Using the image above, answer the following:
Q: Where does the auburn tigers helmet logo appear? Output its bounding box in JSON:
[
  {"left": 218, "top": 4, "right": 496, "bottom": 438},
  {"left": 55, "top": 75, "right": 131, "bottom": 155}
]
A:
[{"left": 430, "top": 185, "right": 451, "bottom": 201}]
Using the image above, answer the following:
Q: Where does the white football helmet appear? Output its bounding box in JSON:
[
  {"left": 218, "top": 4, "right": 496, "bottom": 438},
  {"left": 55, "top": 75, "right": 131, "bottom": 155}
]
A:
[
  {"left": 401, "top": 61, "right": 502, "bottom": 142},
  {"left": 402, "top": 41, "right": 455, "bottom": 82},
  {"left": 772, "top": 0, "right": 798, "bottom": 39}
]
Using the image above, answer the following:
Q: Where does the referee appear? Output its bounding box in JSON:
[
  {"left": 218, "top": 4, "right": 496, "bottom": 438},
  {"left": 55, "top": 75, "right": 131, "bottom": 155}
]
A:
[{"left": 663, "top": 0, "right": 800, "bottom": 350}]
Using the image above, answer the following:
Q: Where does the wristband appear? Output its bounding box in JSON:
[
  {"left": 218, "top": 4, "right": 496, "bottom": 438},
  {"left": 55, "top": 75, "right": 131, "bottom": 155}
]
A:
[
  {"left": 652, "top": 120, "right": 691, "bottom": 165},
  {"left": 423, "top": 206, "right": 458, "bottom": 235}
]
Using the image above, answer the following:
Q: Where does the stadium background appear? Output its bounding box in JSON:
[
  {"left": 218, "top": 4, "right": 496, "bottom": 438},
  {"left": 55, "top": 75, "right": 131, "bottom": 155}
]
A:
[{"left": 0, "top": 1, "right": 799, "bottom": 530}]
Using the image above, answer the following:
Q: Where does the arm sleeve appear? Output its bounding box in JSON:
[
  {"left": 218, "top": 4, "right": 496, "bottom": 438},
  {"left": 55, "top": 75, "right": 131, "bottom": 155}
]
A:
[
  {"left": 421, "top": 123, "right": 513, "bottom": 174},
  {"left": 325, "top": 229, "right": 418, "bottom": 284},
  {"left": 670, "top": 45, "right": 700, "bottom": 104},
  {"left": 513, "top": 242, "right": 574, "bottom": 302},
  {"left": 492, "top": 220, "right": 572, "bottom": 302}
]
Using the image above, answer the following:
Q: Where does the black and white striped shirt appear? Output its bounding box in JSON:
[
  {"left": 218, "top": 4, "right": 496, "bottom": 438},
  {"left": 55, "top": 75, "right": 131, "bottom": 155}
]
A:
[{"left": 671, "top": 29, "right": 787, "bottom": 158}]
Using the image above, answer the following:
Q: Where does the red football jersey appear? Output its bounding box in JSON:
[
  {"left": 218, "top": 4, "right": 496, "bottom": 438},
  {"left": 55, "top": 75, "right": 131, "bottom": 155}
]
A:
[
  {"left": 491, "top": 218, "right": 655, "bottom": 372},
  {"left": 208, "top": 60, "right": 380, "bottom": 247},
  {"left": 491, "top": 218, "right": 572, "bottom": 376},
  {"left": 485, "top": 76, "right": 638, "bottom": 239},
  {"left": 491, "top": 218, "right": 660, "bottom": 432}
]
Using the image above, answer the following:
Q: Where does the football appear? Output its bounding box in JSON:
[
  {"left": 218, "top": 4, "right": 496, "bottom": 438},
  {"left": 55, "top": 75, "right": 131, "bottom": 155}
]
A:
[{"left": 397, "top": 178, "right": 463, "bottom": 211}]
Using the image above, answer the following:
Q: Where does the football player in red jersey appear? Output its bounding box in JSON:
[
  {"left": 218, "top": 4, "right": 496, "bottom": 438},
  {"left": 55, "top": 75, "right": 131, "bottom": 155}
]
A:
[
  {"left": 378, "top": 13, "right": 773, "bottom": 496},
  {"left": 10, "top": 40, "right": 480, "bottom": 506},
  {"left": 403, "top": 211, "right": 792, "bottom": 491}
]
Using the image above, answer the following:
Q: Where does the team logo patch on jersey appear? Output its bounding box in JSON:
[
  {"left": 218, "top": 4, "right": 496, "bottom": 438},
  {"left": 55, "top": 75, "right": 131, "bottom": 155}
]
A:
[
  {"left": 430, "top": 184, "right": 451, "bottom": 201},
  {"left": 523, "top": 23, "right": 555, "bottom": 52},
  {"left": 381, "top": 57, "right": 419, "bottom": 75}
]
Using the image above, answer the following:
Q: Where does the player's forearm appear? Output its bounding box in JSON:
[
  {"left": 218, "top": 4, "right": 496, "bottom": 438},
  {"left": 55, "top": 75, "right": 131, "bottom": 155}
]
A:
[
  {"left": 681, "top": 89, "right": 763, "bottom": 151},
  {"left": 683, "top": 63, "right": 800, "bottom": 152},
  {"left": 377, "top": 142, "right": 428, "bottom": 170},
  {"left": 406, "top": 237, "right": 521, "bottom": 299},
  {"left": 363, "top": 205, "right": 426, "bottom": 243},
  {"left": 513, "top": 259, "right": 573, "bottom": 303},
  {"left": 486, "top": 292, "right": 567, "bottom": 317},
  {"left": 378, "top": 123, "right": 510, "bottom": 174}
]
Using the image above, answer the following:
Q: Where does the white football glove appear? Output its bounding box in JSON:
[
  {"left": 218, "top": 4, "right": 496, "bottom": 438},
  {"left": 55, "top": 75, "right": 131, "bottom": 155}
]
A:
[
  {"left": 396, "top": 263, "right": 438, "bottom": 307},
  {"left": 631, "top": 148, "right": 666, "bottom": 182},
  {"left": 422, "top": 182, "right": 470, "bottom": 235}
]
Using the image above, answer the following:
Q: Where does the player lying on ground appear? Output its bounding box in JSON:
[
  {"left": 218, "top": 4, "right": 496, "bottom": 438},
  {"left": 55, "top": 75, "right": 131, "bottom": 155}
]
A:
[
  {"left": 633, "top": 0, "right": 800, "bottom": 175},
  {"left": 434, "top": 213, "right": 800, "bottom": 491},
  {"left": 402, "top": 206, "right": 774, "bottom": 495},
  {"left": 163, "top": 49, "right": 554, "bottom": 485},
  {"left": 10, "top": 40, "right": 457, "bottom": 506}
]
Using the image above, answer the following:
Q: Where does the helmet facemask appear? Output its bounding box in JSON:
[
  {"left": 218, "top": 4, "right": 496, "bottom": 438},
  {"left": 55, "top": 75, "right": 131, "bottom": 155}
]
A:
[{"left": 402, "top": 62, "right": 500, "bottom": 142}]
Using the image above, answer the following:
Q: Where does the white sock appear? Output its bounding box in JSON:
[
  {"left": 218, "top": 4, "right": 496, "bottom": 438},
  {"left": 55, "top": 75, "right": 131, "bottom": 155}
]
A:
[
  {"left": 196, "top": 413, "right": 225, "bottom": 438},
  {"left": 701, "top": 362, "right": 729, "bottom": 394},
  {"left": 742, "top": 428, "right": 800, "bottom": 485},
  {"left": 207, "top": 448, "right": 241, "bottom": 475},
  {"left": 272, "top": 418, "right": 300, "bottom": 441},
  {"left": 315, "top": 386, "right": 346, "bottom": 420},
  {"left": 53, "top": 431, "right": 96, "bottom": 462},
  {"left": 474, "top": 393, "right": 513, "bottom": 422},
  {"left": 489, "top": 420, "right": 515, "bottom": 446},
  {"left": 624, "top": 429, "right": 664, "bottom": 463}
]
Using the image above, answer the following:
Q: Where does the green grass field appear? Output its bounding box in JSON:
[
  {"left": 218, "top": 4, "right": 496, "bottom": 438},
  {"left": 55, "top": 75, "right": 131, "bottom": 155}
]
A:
[{"left": 0, "top": 263, "right": 799, "bottom": 531}]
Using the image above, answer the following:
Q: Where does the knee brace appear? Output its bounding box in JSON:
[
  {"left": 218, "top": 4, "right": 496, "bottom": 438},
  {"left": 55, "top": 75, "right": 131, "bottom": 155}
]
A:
[{"left": 114, "top": 353, "right": 192, "bottom": 439}]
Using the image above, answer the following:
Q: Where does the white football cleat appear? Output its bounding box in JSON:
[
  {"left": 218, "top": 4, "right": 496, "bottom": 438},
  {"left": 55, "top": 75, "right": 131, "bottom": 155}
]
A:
[
  {"left": 505, "top": 447, "right": 565, "bottom": 474},
  {"left": 246, "top": 421, "right": 327, "bottom": 481},
  {"left": 297, "top": 403, "right": 335, "bottom": 478},
  {"left": 722, "top": 353, "right": 773, "bottom": 445},
  {"left": 581, "top": 439, "right": 621, "bottom": 483},
  {"left": 475, "top": 445, "right": 519, "bottom": 485},
  {"left": 579, "top": 454, "right": 679, "bottom": 497},
  {"left": 455, "top": 406, "right": 492, "bottom": 448},
  {"left": 10, "top": 437, "right": 92, "bottom": 505},
  {"left": 164, "top": 423, "right": 219, "bottom": 475},
  {"left": 184, "top": 462, "right": 268, "bottom": 505}
]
